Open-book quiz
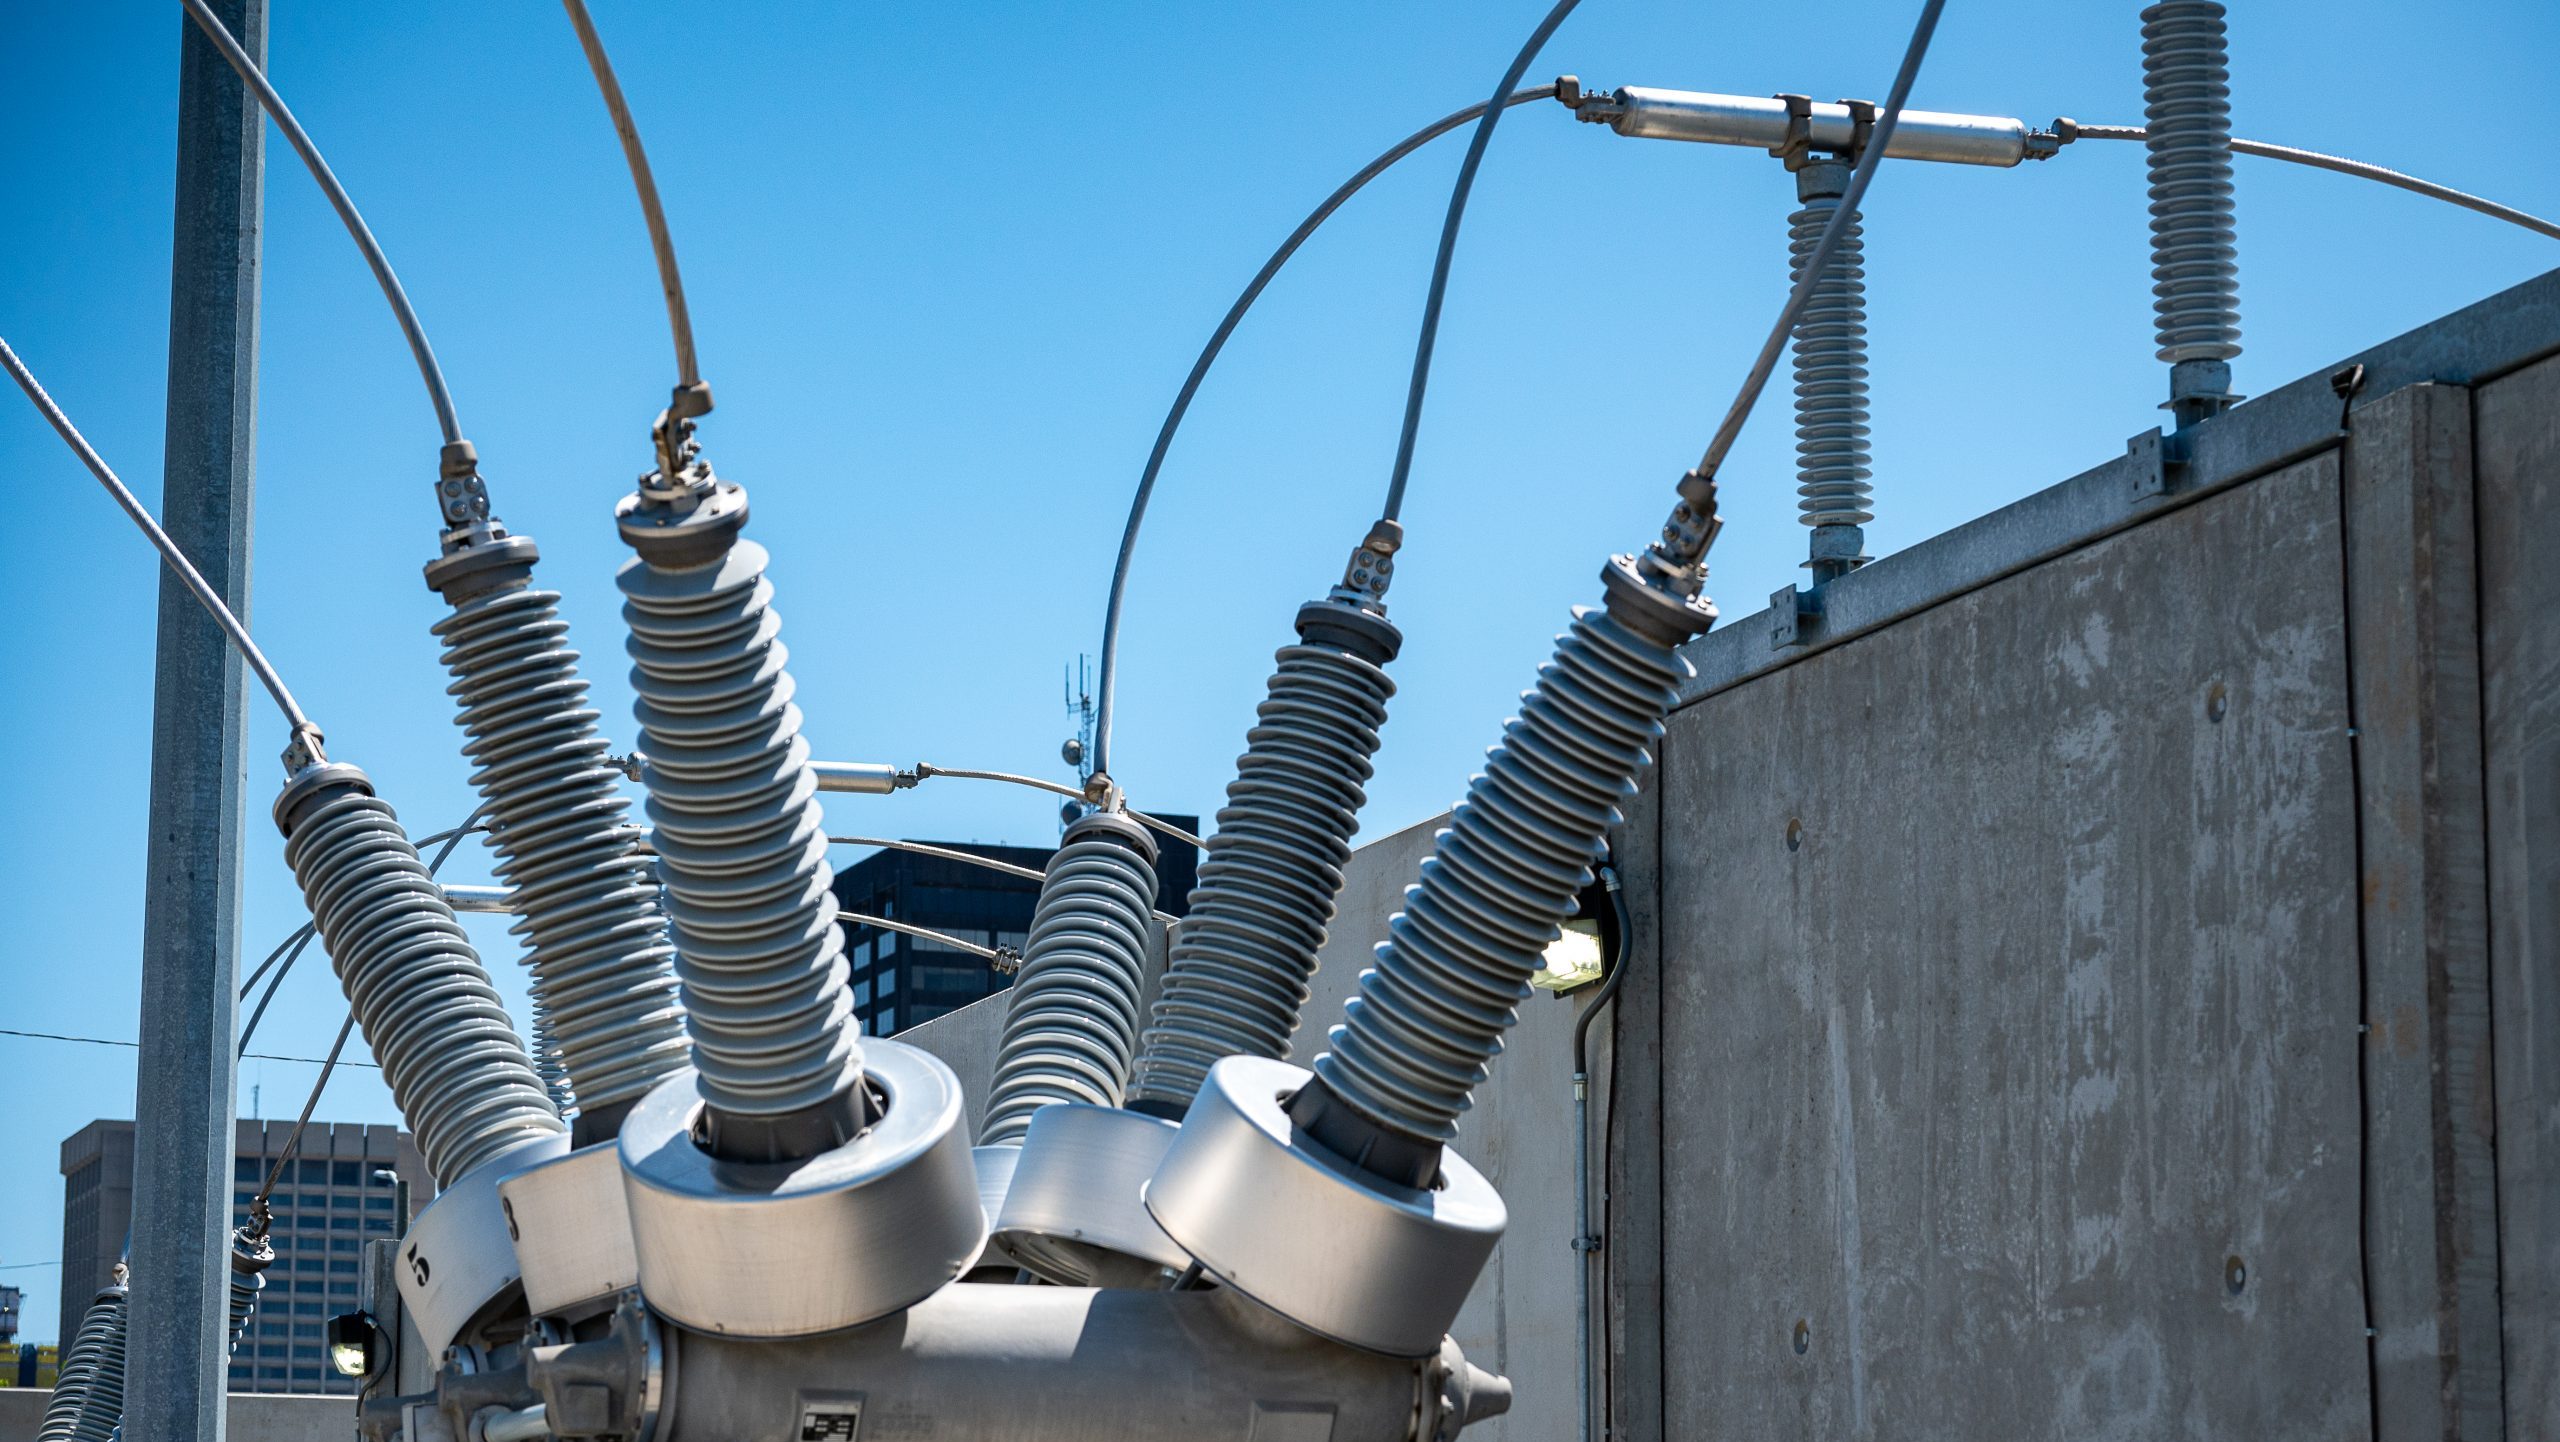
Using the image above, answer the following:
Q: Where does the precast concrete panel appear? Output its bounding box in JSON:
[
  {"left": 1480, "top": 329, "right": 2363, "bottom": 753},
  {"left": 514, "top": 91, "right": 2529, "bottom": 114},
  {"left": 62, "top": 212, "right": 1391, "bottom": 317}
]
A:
[
  {"left": 1653, "top": 455, "right": 2371, "bottom": 1438},
  {"left": 2478, "top": 352, "right": 2560, "bottom": 1428}
]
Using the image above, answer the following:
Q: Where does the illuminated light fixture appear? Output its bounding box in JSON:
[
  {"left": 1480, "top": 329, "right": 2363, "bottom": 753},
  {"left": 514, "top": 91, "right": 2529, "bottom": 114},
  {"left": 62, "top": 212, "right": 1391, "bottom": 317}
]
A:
[
  {"left": 1530, "top": 875, "right": 1620, "bottom": 994},
  {"left": 1534, "top": 919, "right": 1607, "bottom": 992},
  {"left": 326, "top": 1311, "right": 385, "bottom": 1379}
]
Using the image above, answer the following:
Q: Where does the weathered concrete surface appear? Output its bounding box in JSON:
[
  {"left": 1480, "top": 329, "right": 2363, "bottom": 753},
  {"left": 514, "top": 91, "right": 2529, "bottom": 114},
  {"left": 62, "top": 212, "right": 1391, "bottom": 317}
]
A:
[
  {"left": 2342, "top": 383, "right": 2503, "bottom": 1441},
  {"left": 2477, "top": 352, "right": 2560, "bottom": 1429},
  {"left": 903, "top": 812, "right": 1594, "bottom": 1442},
  {"left": 1652, "top": 457, "right": 2371, "bottom": 1439},
  {"left": 0, "top": 1391, "right": 341, "bottom": 1442}
]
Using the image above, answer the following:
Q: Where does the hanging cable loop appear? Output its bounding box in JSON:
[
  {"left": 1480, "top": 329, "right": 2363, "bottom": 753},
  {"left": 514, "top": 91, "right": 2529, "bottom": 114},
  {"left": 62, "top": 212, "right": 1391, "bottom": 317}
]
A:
[{"left": 1087, "top": 80, "right": 1563, "bottom": 778}]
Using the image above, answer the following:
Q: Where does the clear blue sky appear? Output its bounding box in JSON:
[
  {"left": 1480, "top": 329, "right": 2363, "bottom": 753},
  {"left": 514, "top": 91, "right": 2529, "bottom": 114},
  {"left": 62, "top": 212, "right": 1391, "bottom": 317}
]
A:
[{"left": 2, "top": 0, "right": 2552, "bottom": 1341}]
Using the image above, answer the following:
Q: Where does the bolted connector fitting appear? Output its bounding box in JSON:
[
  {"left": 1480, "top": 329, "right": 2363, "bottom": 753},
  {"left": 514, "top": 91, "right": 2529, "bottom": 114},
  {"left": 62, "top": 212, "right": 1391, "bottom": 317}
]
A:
[{"left": 1329, "top": 517, "right": 1404, "bottom": 609}]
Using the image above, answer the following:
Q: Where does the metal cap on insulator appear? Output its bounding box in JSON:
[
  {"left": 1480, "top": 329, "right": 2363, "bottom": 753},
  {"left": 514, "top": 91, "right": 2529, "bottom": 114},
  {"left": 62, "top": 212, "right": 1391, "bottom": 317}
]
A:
[
  {"left": 421, "top": 530, "right": 541, "bottom": 604},
  {"left": 272, "top": 761, "right": 375, "bottom": 837},
  {"left": 617, "top": 478, "right": 749, "bottom": 569},
  {"left": 1062, "top": 805, "right": 1159, "bottom": 865}
]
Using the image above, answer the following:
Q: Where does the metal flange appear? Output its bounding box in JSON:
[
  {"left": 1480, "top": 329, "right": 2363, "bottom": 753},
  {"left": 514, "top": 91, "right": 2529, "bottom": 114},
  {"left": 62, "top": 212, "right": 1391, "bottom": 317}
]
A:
[
  {"left": 399, "top": 1133, "right": 571, "bottom": 1356},
  {"left": 498, "top": 1140, "right": 637, "bottom": 1319},
  {"left": 1142, "top": 1056, "right": 1505, "bottom": 1357},
  {"left": 994, "top": 1104, "right": 1189, "bottom": 1287},
  {"left": 618, "top": 1043, "right": 984, "bottom": 1337}
]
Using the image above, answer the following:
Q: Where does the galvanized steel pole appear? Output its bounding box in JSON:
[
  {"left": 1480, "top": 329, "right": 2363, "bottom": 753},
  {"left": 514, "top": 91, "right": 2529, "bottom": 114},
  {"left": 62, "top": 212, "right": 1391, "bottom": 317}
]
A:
[{"left": 128, "top": 3, "right": 265, "bottom": 1439}]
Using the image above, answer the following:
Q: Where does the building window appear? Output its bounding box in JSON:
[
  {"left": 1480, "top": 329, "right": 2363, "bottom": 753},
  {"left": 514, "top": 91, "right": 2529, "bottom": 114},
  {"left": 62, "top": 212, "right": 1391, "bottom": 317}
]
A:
[
  {"left": 879, "top": 1007, "right": 897, "bottom": 1033},
  {"left": 292, "top": 1323, "right": 322, "bottom": 1339},
  {"left": 331, "top": 1217, "right": 359, "bottom": 1231},
  {"left": 291, "top": 1302, "right": 322, "bottom": 1317},
  {"left": 363, "top": 1196, "right": 393, "bottom": 1212},
  {"left": 330, "top": 1239, "right": 360, "bottom": 1253},
  {"left": 853, "top": 979, "right": 870, "bottom": 1005},
  {"left": 235, "top": 1158, "right": 263, "bottom": 1183},
  {"left": 333, "top": 1161, "right": 360, "bottom": 1186},
  {"left": 329, "top": 1260, "right": 359, "bottom": 1274},
  {"left": 256, "top": 1344, "right": 286, "bottom": 1359},
  {"left": 880, "top": 970, "right": 897, "bottom": 996},
  {"left": 291, "top": 1280, "right": 323, "bottom": 1295},
  {"left": 233, "top": 1189, "right": 256, "bottom": 1207}
]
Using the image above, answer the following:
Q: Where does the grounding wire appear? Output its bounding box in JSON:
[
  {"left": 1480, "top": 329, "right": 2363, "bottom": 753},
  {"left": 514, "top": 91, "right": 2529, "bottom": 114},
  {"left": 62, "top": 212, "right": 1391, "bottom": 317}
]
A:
[
  {"left": 178, "top": 0, "right": 462, "bottom": 446},
  {"left": 1380, "top": 0, "right": 1584, "bottom": 527},
  {"left": 909, "top": 764, "right": 1207, "bottom": 849},
  {"left": 1693, "top": 0, "right": 1947, "bottom": 481},
  {"left": 2068, "top": 124, "right": 2560, "bottom": 242},
  {"left": 1, "top": 336, "right": 313, "bottom": 741},
  {"left": 561, "top": 0, "right": 702, "bottom": 387},
  {"left": 1086, "top": 81, "right": 1563, "bottom": 779}
]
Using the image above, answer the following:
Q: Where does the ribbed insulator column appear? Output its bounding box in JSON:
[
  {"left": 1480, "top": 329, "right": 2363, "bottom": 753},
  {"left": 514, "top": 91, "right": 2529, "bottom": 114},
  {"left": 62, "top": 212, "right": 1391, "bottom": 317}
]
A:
[
  {"left": 432, "top": 565, "right": 687, "bottom": 1125},
  {"left": 1311, "top": 606, "right": 1682, "bottom": 1144},
  {"left": 1128, "top": 604, "right": 1395, "bottom": 1113},
  {"left": 2141, "top": 0, "right": 2241, "bottom": 386},
  {"left": 619, "top": 538, "right": 860, "bottom": 1128},
  {"left": 278, "top": 765, "right": 564, "bottom": 1185},
  {"left": 981, "top": 815, "right": 1160, "bottom": 1145},
  {"left": 37, "top": 1284, "right": 125, "bottom": 1442},
  {"left": 1787, "top": 162, "right": 1873, "bottom": 569}
]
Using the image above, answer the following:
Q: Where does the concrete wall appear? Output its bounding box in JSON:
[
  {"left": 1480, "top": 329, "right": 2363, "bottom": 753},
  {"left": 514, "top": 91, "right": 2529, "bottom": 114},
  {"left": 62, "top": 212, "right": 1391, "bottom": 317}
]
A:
[
  {"left": 902, "top": 813, "right": 1597, "bottom": 1442},
  {"left": 0, "top": 1389, "right": 347, "bottom": 1442},
  {"left": 1596, "top": 267, "right": 2560, "bottom": 1441}
]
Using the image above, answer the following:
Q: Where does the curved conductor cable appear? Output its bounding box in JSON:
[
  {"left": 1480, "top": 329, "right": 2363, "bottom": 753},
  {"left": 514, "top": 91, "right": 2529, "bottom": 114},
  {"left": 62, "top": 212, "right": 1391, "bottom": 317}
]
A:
[
  {"left": 177, "top": 0, "right": 461, "bottom": 448},
  {"left": 186, "top": 0, "right": 689, "bottom": 1133},
  {"left": 1379, "top": 0, "right": 1584, "bottom": 526},
  {"left": 562, "top": 0, "right": 703, "bottom": 390},
  {"left": 841, "top": 913, "right": 1020, "bottom": 971},
  {"left": 909, "top": 764, "right": 1208, "bottom": 850},
  {"left": 3, "top": 336, "right": 322, "bottom": 769},
  {"left": 2064, "top": 123, "right": 2560, "bottom": 242},
  {"left": 1692, "top": 0, "right": 1948, "bottom": 484},
  {"left": 1086, "top": 81, "right": 1563, "bottom": 779},
  {"left": 830, "top": 835, "right": 1184, "bottom": 925}
]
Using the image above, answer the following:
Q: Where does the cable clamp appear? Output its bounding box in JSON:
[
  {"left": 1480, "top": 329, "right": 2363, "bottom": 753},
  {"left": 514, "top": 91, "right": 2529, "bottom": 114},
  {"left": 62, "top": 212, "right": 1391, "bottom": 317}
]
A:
[{"left": 1769, "top": 93, "right": 1816, "bottom": 169}]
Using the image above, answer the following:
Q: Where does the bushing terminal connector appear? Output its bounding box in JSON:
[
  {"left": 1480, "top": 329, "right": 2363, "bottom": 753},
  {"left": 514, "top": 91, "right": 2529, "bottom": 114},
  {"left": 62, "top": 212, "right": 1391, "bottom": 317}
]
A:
[
  {"left": 422, "top": 531, "right": 541, "bottom": 605},
  {"left": 616, "top": 479, "right": 749, "bottom": 571},
  {"left": 398, "top": 1133, "right": 572, "bottom": 1355},
  {"left": 618, "top": 1044, "right": 984, "bottom": 1337},
  {"left": 1144, "top": 1056, "right": 1505, "bottom": 1357},
  {"left": 994, "top": 1104, "right": 1189, "bottom": 1288}
]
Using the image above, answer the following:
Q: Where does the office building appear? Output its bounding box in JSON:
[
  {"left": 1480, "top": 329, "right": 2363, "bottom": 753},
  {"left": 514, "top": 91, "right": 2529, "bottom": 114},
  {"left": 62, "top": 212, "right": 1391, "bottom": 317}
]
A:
[
  {"left": 833, "top": 819, "right": 1198, "bottom": 1036},
  {"left": 59, "top": 1119, "right": 426, "bottom": 1395}
]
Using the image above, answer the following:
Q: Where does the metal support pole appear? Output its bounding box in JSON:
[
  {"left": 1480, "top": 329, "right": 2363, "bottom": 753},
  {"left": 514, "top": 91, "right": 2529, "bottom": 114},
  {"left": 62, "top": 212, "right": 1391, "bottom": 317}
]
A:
[{"left": 129, "top": 3, "right": 265, "bottom": 1439}]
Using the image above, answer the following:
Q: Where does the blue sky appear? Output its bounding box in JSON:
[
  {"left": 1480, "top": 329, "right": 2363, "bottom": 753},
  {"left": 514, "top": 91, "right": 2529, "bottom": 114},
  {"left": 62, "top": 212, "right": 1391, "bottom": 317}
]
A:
[{"left": 2, "top": 0, "right": 2553, "bottom": 1340}]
